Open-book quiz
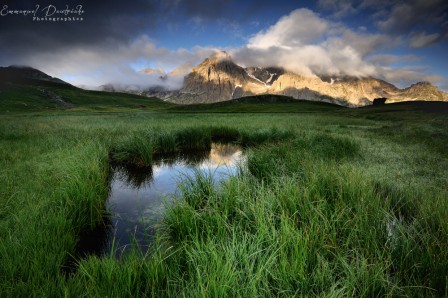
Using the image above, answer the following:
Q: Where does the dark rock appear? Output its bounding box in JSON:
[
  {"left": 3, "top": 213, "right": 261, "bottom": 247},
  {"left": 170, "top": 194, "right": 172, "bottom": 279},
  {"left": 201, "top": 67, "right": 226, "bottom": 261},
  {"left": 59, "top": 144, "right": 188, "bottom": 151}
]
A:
[{"left": 373, "top": 98, "right": 387, "bottom": 105}]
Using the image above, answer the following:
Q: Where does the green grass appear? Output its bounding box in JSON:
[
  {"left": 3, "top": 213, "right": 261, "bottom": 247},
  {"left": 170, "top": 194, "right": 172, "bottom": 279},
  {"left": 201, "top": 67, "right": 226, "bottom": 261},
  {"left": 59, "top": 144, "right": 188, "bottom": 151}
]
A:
[
  {"left": 167, "top": 95, "right": 342, "bottom": 113},
  {"left": 110, "top": 126, "right": 294, "bottom": 167},
  {"left": 1, "top": 85, "right": 448, "bottom": 296},
  {"left": 0, "top": 82, "right": 173, "bottom": 113},
  {"left": 0, "top": 81, "right": 344, "bottom": 114}
]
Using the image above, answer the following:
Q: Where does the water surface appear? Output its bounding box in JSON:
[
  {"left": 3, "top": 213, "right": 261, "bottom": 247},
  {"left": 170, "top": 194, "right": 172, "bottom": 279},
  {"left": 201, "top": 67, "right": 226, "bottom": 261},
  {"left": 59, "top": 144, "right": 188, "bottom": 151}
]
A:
[{"left": 103, "top": 143, "right": 245, "bottom": 256}]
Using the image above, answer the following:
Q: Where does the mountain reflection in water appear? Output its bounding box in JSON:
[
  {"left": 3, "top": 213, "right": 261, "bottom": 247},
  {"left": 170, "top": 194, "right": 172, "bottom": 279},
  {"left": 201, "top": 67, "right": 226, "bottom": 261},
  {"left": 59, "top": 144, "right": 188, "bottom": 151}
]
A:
[{"left": 102, "top": 143, "right": 245, "bottom": 256}]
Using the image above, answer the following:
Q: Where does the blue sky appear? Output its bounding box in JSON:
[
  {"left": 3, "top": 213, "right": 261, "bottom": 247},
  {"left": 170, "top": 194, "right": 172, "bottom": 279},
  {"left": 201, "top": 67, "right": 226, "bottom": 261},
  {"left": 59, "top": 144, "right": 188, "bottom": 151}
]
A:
[
  {"left": 151, "top": 1, "right": 307, "bottom": 49},
  {"left": 0, "top": 0, "right": 447, "bottom": 89}
]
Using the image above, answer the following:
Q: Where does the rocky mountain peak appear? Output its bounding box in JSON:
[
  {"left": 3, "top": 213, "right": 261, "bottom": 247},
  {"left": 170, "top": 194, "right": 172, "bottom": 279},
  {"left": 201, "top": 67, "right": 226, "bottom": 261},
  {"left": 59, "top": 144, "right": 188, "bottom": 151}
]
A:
[
  {"left": 245, "top": 67, "right": 285, "bottom": 86},
  {"left": 406, "top": 81, "right": 436, "bottom": 90},
  {"left": 142, "top": 52, "right": 448, "bottom": 106},
  {"left": 180, "top": 52, "right": 268, "bottom": 103},
  {"left": 138, "top": 68, "right": 165, "bottom": 75},
  {"left": 390, "top": 81, "right": 447, "bottom": 102},
  {"left": 205, "top": 51, "right": 232, "bottom": 63}
]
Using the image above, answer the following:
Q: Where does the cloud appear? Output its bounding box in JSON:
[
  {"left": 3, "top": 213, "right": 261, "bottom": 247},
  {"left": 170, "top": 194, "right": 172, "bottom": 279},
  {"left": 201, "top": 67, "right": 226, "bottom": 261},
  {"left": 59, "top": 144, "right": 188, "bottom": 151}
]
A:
[
  {"left": 230, "top": 7, "right": 448, "bottom": 89},
  {"left": 248, "top": 9, "right": 329, "bottom": 49},
  {"left": 1, "top": 2, "right": 445, "bottom": 91},
  {"left": 0, "top": 0, "right": 253, "bottom": 90},
  {"left": 377, "top": 66, "right": 446, "bottom": 88},
  {"left": 19, "top": 35, "right": 216, "bottom": 90},
  {"left": 318, "top": 0, "right": 357, "bottom": 17},
  {"left": 0, "top": 0, "right": 259, "bottom": 67},
  {"left": 232, "top": 8, "right": 393, "bottom": 78},
  {"left": 375, "top": 0, "right": 448, "bottom": 34},
  {"left": 0, "top": 0, "right": 162, "bottom": 62},
  {"left": 316, "top": 0, "right": 448, "bottom": 49},
  {"left": 317, "top": 0, "right": 448, "bottom": 35},
  {"left": 327, "top": 29, "right": 399, "bottom": 56},
  {"left": 441, "top": 82, "right": 448, "bottom": 91},
  {"left": 359, "top": 0, "right": 396, "bottom": 9},
  {"left": 376, "top": 3, "right": 414, "bottom": 33},
  {"left": 367, "top": 54, "right": 421, "bottom": 65},
  {"left": 409, "top": 32, "right": 441, "bottom": 48}
]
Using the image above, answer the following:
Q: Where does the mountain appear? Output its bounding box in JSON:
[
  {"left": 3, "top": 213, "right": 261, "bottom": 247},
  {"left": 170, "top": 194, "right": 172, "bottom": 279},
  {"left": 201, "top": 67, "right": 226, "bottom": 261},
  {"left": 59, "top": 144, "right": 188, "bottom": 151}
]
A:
[
  {"left": 138, "top": 68, "right": 165, "bottom": 75},
  {"left": 98, "top": 66, "right": 187, "bottom": 96},
  {"left": 0, "top": 66, "right": 174, "bottom": 112},
  {"left": 386, "top": 82, "right": 448, "bottom": 103},
  {"left": 0, "top": 65, "right": 71, "bottom": 86},
  {"left": 179, "top": 51, "right": 266, "bottom": 102},
  {"left": 161, "top": 51, "right": 447, "bottom": 107}
]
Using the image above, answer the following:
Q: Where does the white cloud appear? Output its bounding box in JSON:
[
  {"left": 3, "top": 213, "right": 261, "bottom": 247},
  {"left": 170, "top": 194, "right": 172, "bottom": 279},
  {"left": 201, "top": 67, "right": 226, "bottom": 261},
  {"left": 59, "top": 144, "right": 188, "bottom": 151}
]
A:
[
  {"left": 232, "top": 8, "right": 392, "bottom": 78},
  {"left": 367, "top": 54, "right": 421, "bottom": 65},
  {"left": 21, "top": 35, "right": 217, "bottom": 90},
  {"left": 332, "top": 29, "right": 398, "bottom": 56},
  {"left": 14, "top": 7, "right": 445, "bottom": 91},
  {"left": 376, "top": 66, "right": 445, "bottom": 88},
  {"left": 231, "top": 8, "right": 447, "bottom": 88},
  {"left": 248, "top": 9, "right": 329, "bottom": 49}
]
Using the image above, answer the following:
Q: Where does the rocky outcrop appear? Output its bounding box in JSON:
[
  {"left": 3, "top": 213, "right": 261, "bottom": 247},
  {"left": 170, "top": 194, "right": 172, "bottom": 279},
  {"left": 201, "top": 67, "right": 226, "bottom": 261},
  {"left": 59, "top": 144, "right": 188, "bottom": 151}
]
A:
[
  {"left": 373, "top": 98, "right": 387, "bottom": 105},
  {"left": 386, "top": 82, "right": 448, "bottom": 102},
  {"left": 245, "top": 67, "right": 284, "bottom": 86},
  {"left": 96, "top": 51, "right": 447, "bottom": 107},
  {"left": 268, "top": 73, "right": 399, "bottom": 106},
  {"left": 179, "top": 51, "right": 265, "bottom": 103},
  {"left": 169, "top": 51, "right": 448, "bottom": 106},
  {"left": 38, "top": 88, "right": 74, "bottom": 108},
  {"left": 138, "top": 68, "right": 165, "bottom": 75}
]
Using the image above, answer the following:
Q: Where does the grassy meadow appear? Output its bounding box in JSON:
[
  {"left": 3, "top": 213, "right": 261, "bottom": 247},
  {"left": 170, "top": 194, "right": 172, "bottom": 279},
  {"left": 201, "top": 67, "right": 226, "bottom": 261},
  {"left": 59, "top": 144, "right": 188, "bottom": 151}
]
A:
[{"left": 0, "top": 83, "right": 447, "bottom": 296}]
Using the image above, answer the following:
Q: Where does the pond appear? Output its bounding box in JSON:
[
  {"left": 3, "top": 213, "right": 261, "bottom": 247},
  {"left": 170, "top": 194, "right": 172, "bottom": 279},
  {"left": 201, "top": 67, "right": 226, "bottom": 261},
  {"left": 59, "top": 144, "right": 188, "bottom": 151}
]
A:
[{"left": 83, "top": 143, "right": 246, "bottom": 257}]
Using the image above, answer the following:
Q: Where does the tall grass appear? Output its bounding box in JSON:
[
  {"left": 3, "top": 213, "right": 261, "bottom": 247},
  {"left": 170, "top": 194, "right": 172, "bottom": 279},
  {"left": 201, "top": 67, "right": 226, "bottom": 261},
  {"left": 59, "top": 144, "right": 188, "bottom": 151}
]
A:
[
  {"left": 0, "top": 110, "right": 447, "bottom": 296},
  {"left": 110, "top": 126, "right": 294, "bottom": 167},
  {"left": 159, "top": 140, "right": 447, "bottom": 296},
  {"left": 161, "top": 163, "right": 398, "bottom": 296},
  {"left": 110, "top": 134, "right": 154, "bottom": 167},
  {"left": 0, "top": 140, "right": 110, "bottom": 296}
]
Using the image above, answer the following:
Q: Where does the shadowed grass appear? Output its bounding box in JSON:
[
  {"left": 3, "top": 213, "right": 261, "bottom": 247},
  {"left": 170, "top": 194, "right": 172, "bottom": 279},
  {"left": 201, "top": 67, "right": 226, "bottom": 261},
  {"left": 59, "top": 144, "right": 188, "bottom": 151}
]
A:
[
  {"left": 0, "top": 104, "right": 447, "bottom": 296},
  {"left": 110, "top": 134, "right": 154, "bottom": 167},
  {"left": 109, "top": 126, "right": 294, "bottom": 167},
  {"left": 162, "top": 161, "right": 395, "bottom": 296}
]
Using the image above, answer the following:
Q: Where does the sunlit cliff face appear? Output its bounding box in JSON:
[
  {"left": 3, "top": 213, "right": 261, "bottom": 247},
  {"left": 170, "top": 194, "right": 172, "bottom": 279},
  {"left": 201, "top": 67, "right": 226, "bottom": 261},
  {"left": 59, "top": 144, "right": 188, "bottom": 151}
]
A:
[
  {"left": 180, "top": 51, "right": 389, "bottom": 106},
  {"left": 178, "top": 50, "right": 448, "bottom": 106}
]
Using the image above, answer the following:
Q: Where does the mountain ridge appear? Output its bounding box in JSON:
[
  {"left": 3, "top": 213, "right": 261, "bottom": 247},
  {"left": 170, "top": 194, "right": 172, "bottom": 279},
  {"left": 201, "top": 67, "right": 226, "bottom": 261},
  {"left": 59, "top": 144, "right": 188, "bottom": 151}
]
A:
[
  {"left": 3, "top": 55, "right": 447, "bottom": 107},
  {"left": 166, "top": 51, "right": 447, "bottom": 106},
  {"left": 0, "top": 65, "right": 72, "bottom": 86}
]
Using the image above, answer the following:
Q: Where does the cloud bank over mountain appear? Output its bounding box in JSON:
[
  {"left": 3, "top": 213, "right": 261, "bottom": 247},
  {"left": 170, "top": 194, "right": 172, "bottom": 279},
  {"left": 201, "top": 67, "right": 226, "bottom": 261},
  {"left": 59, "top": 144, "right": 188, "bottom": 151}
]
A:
[
  {"left": 229, "top": 8, "right": 445, "bottom": 88},
  {"left": 231, "top": 9, "right": 386, "bottom": 77},
  {"left": 20, "top": 36, "right": 217, "bottom": 90},
  {"left": 1, "top": 0, "right": 446, "bottom": 90}
]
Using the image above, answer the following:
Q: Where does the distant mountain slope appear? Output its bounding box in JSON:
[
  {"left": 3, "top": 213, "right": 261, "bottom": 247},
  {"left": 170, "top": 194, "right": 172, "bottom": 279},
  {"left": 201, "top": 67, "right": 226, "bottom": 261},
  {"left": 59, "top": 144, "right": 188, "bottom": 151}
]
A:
[
  {"left": 386, "top": 82, "right": 448, "bottom": 102},
  {"left": 0, "top": 66, "right": 72, "bottom": 86},
  {"left": 4, "top": 60, "right": 447, "bottom": 109},
  {"left": 180, "top": 51, "right": 265, "bottom": 102},
  {"left": 167, "top": 94, "right": 343, "bottom": 113},
  {"left": 0, "top": 66, "right": 172, "bottom": 112},
  {"left": 162, "top": 51, "right": 447, "bottom": 107}
]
